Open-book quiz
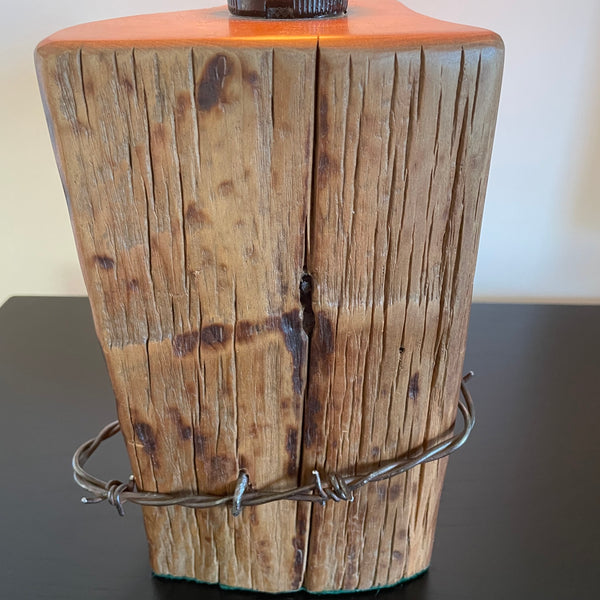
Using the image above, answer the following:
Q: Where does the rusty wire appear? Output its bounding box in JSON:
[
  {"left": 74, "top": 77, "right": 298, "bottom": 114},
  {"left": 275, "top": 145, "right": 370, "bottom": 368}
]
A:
[{"left": 73, "top": 373, "right": 476, "bottom": 517}]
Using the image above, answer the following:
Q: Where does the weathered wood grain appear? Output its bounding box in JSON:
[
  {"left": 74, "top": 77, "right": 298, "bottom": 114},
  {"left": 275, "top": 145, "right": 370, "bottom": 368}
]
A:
[
  {"left": 36, "top": 0, "right": 503, "bottom": 593},
  {"left": 302, "top": 42, "right": 503, "bottom": 591},
  {"left": 38, "top": 42, "right": 317, "bottom": 592}
]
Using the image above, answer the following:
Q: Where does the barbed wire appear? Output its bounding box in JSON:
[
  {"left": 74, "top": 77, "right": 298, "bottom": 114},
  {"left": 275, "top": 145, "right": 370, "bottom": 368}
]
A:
[{"left": 73, "top": 373, "right": 475, "bottom": 517}]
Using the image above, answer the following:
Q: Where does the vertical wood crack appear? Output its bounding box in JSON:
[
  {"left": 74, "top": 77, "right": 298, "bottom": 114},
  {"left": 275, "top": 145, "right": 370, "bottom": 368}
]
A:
[
  {"left": 294, "top": 37, "right": 321, "bottom": 590},
  {"left": 300, "top": 272, "right": 315, "bottom": 337}
]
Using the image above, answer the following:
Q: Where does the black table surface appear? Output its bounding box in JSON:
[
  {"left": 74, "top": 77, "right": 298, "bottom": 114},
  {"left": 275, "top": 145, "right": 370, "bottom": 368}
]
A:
[{"left": 1, "top": 297, "right": 599, "bottom": 599}]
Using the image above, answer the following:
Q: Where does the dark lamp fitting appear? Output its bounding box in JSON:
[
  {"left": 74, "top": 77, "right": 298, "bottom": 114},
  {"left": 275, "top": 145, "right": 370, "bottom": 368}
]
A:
[{"left": 227, "top": 1, "right": 349, "bottom": 19}]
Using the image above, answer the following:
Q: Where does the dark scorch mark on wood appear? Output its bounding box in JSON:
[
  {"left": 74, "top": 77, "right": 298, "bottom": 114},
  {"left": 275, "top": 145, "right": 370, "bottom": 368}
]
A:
[
  {"left": 281, "top": 310, "right": 305, "bottom": 395},
  {"left": 408, "top": 372, "right": 420, "bottom": 400},
  {"left": 120, "top": 77, "right": 134, "bottom": 94},
  {"left": 185, "top": 204, "right": 211, "bottom": 225},
  {"left": 172, "top": 331, "right": 200, "bottom": 357},
  {"left": 217, "top": 180, "right": 234, "bottom": 196},
  {"left": 176, "top": 92, "right": 191, "bottom": 118},
  {"left": 180, "top": 424, "right": 192, "bottom": 441},
  {"left": 291, "top": 535, "right": 305, "bottom": 590},
  {"left": 236, "top": 316, "right": 280, "bottom": 341},
  {"left": 286, "top": 427, "right": 299, "bottom": 477},
  {"left": 317, "top": 153, "right": 339, "bottom": 188},
  {"left": 236, "top": 320, "right": 263, "bottom": 341},
  {"left": 318, "top": 153, "right": 330, "bottom": 181},
  {"left": 169, "top": 410, "right": 192, "bottom": 441},
  {"left": 303, "top": 391, "right": 322, "bottom": 449},
  {"left": 134, "top": 422, "right": 158, "bottom": 466},
  {"left": 245, "top": 70, "right": 259, "bottom": 87},
  {"left": 316, "top": 312, "right": 334, "bottom": 355},
  {"left": 197, "top": 54, "right": 229, "bottom": 111},
  {"left": 222, "top": 312, "right": 306, "bottom": 393},
  {"left": 296, "top": 516, "right": 307, "bottom": 537},
  {"left": 194, "top": 432, "right": 208, "bottom": 460},
  {"left": 94, "top": 255, "right": 115, "bottom": 270},
  {"left": 201, "top": 324, "right": 231, "bottom": 347}
]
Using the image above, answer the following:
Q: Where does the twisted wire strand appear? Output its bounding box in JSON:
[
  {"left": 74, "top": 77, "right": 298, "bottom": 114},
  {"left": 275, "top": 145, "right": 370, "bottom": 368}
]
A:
[{"left": 73, "top": 373, "right": 475, "bottom": 516}]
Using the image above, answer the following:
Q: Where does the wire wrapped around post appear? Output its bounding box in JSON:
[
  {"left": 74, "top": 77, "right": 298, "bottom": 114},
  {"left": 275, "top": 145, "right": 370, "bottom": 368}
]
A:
[{"left": 73, "top": 373, "right": 476, "bottom": 517}]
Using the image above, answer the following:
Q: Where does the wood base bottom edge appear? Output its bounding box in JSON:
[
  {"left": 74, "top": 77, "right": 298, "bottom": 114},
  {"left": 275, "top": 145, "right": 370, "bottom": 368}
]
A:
[{"left": 151, "top": 566, "right": 430, "bottom": 594}]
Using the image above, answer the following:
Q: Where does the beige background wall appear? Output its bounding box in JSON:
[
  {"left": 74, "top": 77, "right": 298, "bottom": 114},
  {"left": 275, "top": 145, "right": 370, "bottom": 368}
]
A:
[{"left": 1, "top": 0, "right": 599, "bottom": 306}]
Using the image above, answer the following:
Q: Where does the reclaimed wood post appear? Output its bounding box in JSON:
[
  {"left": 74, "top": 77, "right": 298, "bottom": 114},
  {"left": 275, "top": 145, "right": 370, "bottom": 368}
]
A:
[{"left": 36, "top": 0, "right": 503, "bottom": 593}]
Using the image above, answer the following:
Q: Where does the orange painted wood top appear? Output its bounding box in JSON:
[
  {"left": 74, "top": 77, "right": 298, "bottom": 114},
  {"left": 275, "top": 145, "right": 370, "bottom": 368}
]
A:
[{"left": 36, "top": 0, "right": 502, "bottom": 53}]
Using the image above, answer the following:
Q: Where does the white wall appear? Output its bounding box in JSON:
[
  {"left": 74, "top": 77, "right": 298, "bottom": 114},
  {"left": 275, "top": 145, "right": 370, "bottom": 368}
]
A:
[
  {"left": 1, "top": 0, "right": 599, "bottom": 306},
  {"left": 410, "top": 1, "right": 600, "bottom": 303}
]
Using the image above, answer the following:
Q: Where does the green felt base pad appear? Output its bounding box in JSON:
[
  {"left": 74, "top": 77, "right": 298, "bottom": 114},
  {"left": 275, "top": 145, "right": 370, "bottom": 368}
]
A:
[{"left": 153, "top": 566, "right": 429, "bottom": 595}]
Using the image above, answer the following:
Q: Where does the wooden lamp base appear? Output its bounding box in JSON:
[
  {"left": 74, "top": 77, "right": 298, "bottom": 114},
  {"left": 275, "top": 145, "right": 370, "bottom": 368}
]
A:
[{"left": 36, "top": 0, "right": 503, "bottom": 592}]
